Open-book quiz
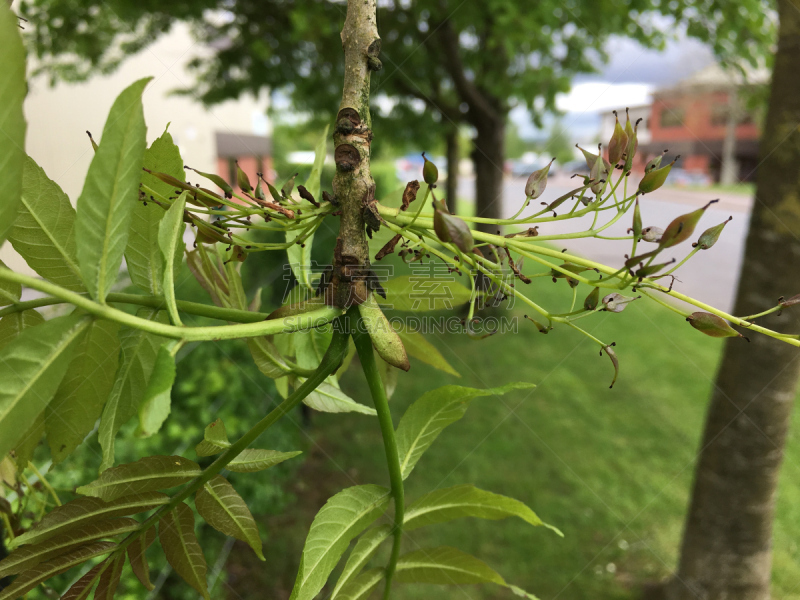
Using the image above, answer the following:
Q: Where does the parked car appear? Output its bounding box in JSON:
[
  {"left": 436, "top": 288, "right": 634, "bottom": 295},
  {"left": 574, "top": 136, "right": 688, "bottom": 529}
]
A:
[
  {"left": 509, "top": 157, "right": 551, "bottom": 178},
  {"left": 559, "top": 159, "right": 590, "bottom": 177}
]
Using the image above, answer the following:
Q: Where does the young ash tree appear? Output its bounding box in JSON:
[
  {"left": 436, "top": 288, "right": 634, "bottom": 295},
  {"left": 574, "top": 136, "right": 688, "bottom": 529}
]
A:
[{"left": 0, "top": 2, "right": 798, "bottom": 600}]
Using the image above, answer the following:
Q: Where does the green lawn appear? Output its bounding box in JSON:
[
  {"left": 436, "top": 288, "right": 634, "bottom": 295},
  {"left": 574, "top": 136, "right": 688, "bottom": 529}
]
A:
[{"left": 290, "top": 232, "right": 800, "bottom": 599}]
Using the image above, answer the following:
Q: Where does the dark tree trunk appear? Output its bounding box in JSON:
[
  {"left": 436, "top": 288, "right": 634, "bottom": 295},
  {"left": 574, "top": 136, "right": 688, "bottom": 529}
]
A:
[
  {"left": 445, "top": 126, "right": 459, "bottom": 214},
  {"left": 663, "top": 2, "right": 800, "bottom": 598},
  {"left": 472, "top": 115, "right": 505, "bottom": 234}
]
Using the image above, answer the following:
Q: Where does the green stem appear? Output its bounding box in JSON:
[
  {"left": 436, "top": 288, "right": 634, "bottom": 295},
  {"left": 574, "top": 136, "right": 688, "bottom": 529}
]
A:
[
  {"left": 0, "top": 292, "right": 271, "bottom": 322},
  {"left": 0, "top": 268, "right": 343, "bottom": 341},
  {"left": 111, "top": 324, "right": 351, "bottom": 557},
  {"left": 352, "top": 321, "right": 404, "bottom": 600}
]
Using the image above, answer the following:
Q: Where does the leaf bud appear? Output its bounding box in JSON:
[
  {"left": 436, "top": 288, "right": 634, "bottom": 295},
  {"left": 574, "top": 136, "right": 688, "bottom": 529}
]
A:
[
  {"left": 686, "top": 312, "right": 746, "bottom": 339},
  {"left": 659, "top": 199, "right": 719, "bottom": 249},
  {"left": 281, "top": 172, "right": 298, "bottom": 198},
  {"left": 645, "top": 150, "right": 667, "bottom": 173},
  {"left": 584, "top": 287, "right": 600, "bottom": 311},
  {"left": 623, "top": 110, "right": 641, "bottom": 172},
  {"left": 422, "top": 152, "right": 438, "bottom": 186},
  {"left": 185, "top": 166, "right": 234, "bottom": 198},
  {"left": 433, "top": 199, "right": 473, "bottom": 252},
  {"left": 608, "top": 110, "right": 629, "bottom": 165},
  {"left": 638, "top": 156, "right": 679, "bottom": 194},
  {"left": 525, "top": 158, "right": 555, "bottom": 199},
  {"left": 235, "top": 160, "right": 252, "bottom": 194},
  {"left": 693, "top": 216, "right": 732, "bottom": 249},
  {"left": 86, "top": 131, "right": 98, "bottom": 152},
  {"left": 628, "top": 198, "right": 642, "bottom": 238}
]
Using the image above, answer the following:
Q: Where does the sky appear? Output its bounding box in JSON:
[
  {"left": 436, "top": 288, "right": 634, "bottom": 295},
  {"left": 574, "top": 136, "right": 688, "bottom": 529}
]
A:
[{"left": 512, "top": 34, "right": 716, "bottom": 142}]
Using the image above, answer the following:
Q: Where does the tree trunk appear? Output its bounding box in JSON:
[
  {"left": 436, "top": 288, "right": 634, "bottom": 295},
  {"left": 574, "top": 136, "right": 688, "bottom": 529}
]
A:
[
  {"left": 719, "top": 89, "right": 740, "bottom": 185},
  {"left": 472, "top": 115, "right": 505, "bottom": 234},
  {"left": 664, "top": 2, "right": 800, "bottom": 598},
  {"left": 327, "top": 0, "right": 379, "bottom": 309},
  {"left": 445, "top": 126, "right": 459, "bottom": 214}
]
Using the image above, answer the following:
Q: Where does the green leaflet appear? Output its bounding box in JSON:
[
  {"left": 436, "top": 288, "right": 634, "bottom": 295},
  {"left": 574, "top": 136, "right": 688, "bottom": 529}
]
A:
[
  {"left": 77, "top": 455, "right": 200, "bottom": 501},
  {"left": 186, "top": 247, "right": 229, "bottom": 307},
  {"left": 286, "top": 125, "right": 328, "bottom": 290},
  {"left": 396, "top": 328, "right": 459, "bottom": 377},
  {"left": 127, "top": 526, "right": 156, "bottom": 591},
  {"left": 0, "top": 542, "right": 117, "bottom": 600},
  {"left": 379, "top": 276, "right": 474, "bottom": 311},
  {"left": 0, "top": 314, "right": 88, "bottom": 460},
  {"left": 335, "top": 568, "right": 384, "bottom": 600},
  {"left": 357, "top": 294, "right": 409, "bottom": 371},
  {"left": 158, "top": 191, "right": 187, "bottom": 325},
  {"left": 196, "top": 475, "right": 264, "bottom": 560},
  {"left": 195, "top": 418, "right": 231, "bottom": 457},
  {"left": 331, "top": 524, "right": 391, "bottom": 599},
  {"left": 13, "top": 413, "right": 44, "bottom": 470},
  {"left": 300, "top": 380, "right": 377, "bottom": 415},
  {"left": 403, "top": 484, "right": 561, "bottom": 535},
  {"left": 0, "top": 310, "right": 44, "bottom": 351},
  {"left": 75, "top": 78, "right": 150, "bottom": 302},
  {"left": 0, "top": 259, "right": 21, "bottom": 306},
  {"left": 98, "top": 308, "right": 169, "bottom": 471},
  {"left": 8, "top": 157, "right": 84, "bottom": 291},
  {"left": 0, "top": 518, "right": 138, "bottom": 577},
  {"left": 395, "top": 383, "right": 536, "bottom": 480},
  {"left": 46, "top": 319, "right": 120, "bottom": 463},
  {"left": 13, "top": 492, "right": 168, "bottom": 547},
  {"left": 93, "top": 553, "right": 125, "bottom": 600},
  {"left": 227, "top": 449, "right": 302, "bottom": 473},
  {"left": 289, "top": 485, "right": 390, "bottom": 600},
  {"left": 127, "top": 126, "right": 186, "bottom": 294},
  {"left": 394, "top": 546, "right": 541, "bottom": 598},
  {"left": 247, "top": 336, "right": 292, "bottom": 379},
  {"left": 137, "top": 344, "right": 177, "bottom": 437},
  {"left": 61, "top": 562, "right": 104, "bottom": 600},
  {"left": 0, "top": 4, "right": 26, "bottom": 244},
  {"left": 394, "top": 546, "right": 505, "bottom": 585},
  {"left": 159, "top": 502, "right": 210, "bottom": 600}
]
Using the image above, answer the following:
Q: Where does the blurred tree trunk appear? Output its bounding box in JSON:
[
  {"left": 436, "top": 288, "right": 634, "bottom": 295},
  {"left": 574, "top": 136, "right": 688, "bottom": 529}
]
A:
[
  {"left": 472, "top": 117, "right": 505, "bottom": 233},
  {"left": 662, "top": 2, "right": 800, "bottom": 598},
  {"left": 445, "top": 126, "right": 459, "bottom": 214},
  {"left": 719, "top": 89, "right": 741, "bottom": 185}
]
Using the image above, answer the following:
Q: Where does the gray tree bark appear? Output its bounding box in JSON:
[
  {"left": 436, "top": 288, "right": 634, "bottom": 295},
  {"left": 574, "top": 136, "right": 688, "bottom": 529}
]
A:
[
  {"left": 663, "top": 1, "right": 800, "bottom": 598},
  {"left": 445, "top": 126, "right": 459, "bottom": 214},
  {"left": 719, "top": 90, "right": 740, "bottom": 186}
]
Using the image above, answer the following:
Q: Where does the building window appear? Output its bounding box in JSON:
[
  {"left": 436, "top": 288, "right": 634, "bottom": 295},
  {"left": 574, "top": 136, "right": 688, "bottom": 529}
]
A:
[{"left": 660, "top": 107, "right": 685, "bottom": 128}]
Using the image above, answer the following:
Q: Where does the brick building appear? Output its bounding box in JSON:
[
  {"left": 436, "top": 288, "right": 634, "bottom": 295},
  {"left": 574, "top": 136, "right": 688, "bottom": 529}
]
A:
[{"left": 639, "top": 65, "right": 766, "bottom": 182}]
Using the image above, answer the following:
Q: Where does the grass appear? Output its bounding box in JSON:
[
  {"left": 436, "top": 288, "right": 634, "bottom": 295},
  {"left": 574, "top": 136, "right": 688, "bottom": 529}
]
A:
[{"left": 284, "top": 226, "right": 800, "bottom": 600}]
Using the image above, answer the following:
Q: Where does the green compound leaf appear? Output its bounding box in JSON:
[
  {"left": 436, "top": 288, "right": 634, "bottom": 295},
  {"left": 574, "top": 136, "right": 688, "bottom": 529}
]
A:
[
  {"left": 137, "top": 344, "right": 177, "bottom": 437},
  {"left": 195, "top": 418, "right": 231, "bottom": 457},
  {"left": 93, "top": 553, "right": 125, "bottom": 600},
  {"left": 8, "top": 157, "right": 84, "bottom": 291},
  {"left": 60, "top": 562, "right": 104, "bottom": 600},
  {"left": 77, "top": 455, "right": 201, "bottom": 502},
  {"left": 0, "top": 4, "right": 26, "bottom": 245},
  {"left": 394, "top": 546, "right": 505, "bottom": 585},
  {"left": 75, "top": 78, "right": 150, "bottom": 302},
  {"left": 127, "top": 126, "right": 186, "bottom": 294},
  {"left": 289, "top": 485, "right": 390, "bottom": 600},
  {"left": 13, "top": 492, "right": 168, "bottom": 547},
  {"left": 196, "top": 475, "right": 264, "bottom": 560},
  {"left": 0, "top": 314, "right": 88, "bottom": 460},
  {"left": 396, "top": 328, "right": 459, "bottom": 377},
  {"left": 98, "top": 308, "right": 169, "bottom": 471},
  {"left": 395, "top": 383, "right": 536, "bottom": 480},
  {"left": 0, "top": 542, "right": 116, "bottom": 600},
  {"left": 335, "top": 568, "right": 384, "bottom": 600},
  {"left": 403, "top": 484, "right": 561, "bottom": 535},
  {"left": 46, "top": 319, "right": 120, "bottom": 463},
  {"left": 159, "top": 502, "right": 210, "bottom": 600},
  {"left": 0, "top": 259, "right": 21, "bottom": 306},
  {"left": 227, "top": 449, "right": 302, "bottom": 473},
  {"left": 0, "top": 518, "right": 138, "bottom": 577},
  {"left": 301, "top": 380, "right": 377, "bottom": 416},
  {"left": 127, "top": 526, "right": 156, "bottom": 591},
  {"left": 157, "top": 191, "right": 187, "bottom": 325},
  {"left": 331, "top": 524, "right": 391, "bottom": 599},
  {"left": 379, "top": 276, "right": 474, "bottom": 311},
  {"left": 0, "top": 309, "right": 44, "bottom": 352}
]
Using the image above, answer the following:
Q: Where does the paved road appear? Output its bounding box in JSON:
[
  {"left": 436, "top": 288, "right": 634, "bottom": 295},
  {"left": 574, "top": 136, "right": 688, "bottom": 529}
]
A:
[{"left": 457, "top": 175, "right": 753, "bottom": 313}]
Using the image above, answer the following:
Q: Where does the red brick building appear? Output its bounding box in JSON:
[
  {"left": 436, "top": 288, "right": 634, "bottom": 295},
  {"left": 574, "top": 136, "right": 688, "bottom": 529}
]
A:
[{"left": 639, "top": 65, "right": 764, "bottom": 182}]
